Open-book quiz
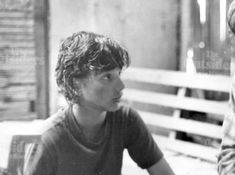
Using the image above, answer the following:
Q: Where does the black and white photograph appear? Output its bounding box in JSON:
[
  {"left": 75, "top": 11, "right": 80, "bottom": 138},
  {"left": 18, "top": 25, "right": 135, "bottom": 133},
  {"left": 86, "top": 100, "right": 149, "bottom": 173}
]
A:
[{"left": 0, "top": 0, "right": 234, "bottom": 175}]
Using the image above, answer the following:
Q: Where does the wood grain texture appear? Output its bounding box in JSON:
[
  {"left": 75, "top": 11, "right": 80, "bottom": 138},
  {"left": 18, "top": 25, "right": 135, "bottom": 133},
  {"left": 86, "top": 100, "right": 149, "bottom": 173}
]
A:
[{"left": 0, "top": 0, "right": 37, "bottom": 120}]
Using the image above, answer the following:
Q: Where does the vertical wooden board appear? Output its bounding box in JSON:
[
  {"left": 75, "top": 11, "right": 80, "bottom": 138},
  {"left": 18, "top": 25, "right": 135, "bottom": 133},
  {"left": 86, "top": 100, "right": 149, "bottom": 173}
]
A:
[{"left": 34, "top": 0, "right": 49, "bottom": 119}]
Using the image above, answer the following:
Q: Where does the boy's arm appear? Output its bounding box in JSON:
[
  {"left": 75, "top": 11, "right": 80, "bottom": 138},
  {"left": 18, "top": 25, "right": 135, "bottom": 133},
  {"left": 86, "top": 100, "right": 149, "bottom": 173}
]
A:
[{"left": 147, "top": 157, "right": 175, "bottom": 175}]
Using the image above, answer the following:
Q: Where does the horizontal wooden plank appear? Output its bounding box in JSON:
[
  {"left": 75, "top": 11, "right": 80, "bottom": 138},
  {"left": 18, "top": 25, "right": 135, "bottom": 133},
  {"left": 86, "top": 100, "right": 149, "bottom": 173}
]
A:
[
  {"left": 0, "top": 102, "right": 35, "bottom": 120},
  {"left": 0, "top": 83, "right": 35, "bottom": 90},
  {"left": 0, "top": 1, "right": 33, "bottom": 11},
  {"left": 0, "top": 46, "right": 35, "bottom": 51},
  {"left": 0, "top": 69, "right": 36, "bottom": 87},
  {"left": 0, "top": 40, "right": 34, "bottom": 46},
  {"left": 122, "top": 67, "right": 231, "bottom": 92},
  {"left": 0, "top": 33, "right": 33, "bottom": 40},
  {"left": 0, "top": 27, "right": 33, "bottom": 33},
  {"left": 153, "top": 134, "right": 218, "bottom": 162},
  {"left": 0, "top": 65, "right": 35, "bottom": 71},
  {"left": 5, "top": 81, "right": 35, "bottom": 87},
  {"left": 0, "top": 39, "right": 34, "bottom": 44},
  {"left": 0, "top": 56, "right": 35, "bottom": 64},
  {"left": 0, "top": 85, "right": 36, "bottom": 101},
  {"left": 0, "top": 49, "right": 35, "bottom": 57},
  {"left": 0, "top": 11, "right": 33, "bottom": 18},
  {"left": 0, "top": 64, "right": 36, "bottom": 72},
  {"left": 10, "top": 69, "right": 36, "bottom": 77},
  {"left": 0, "top": 49, "right": 36, "bottom": 62},
  {"left": 0, "top": 7, "right": 33, "bottom": 12},
  {"left": 0, "top": 67, "right": 36, "bottom": 85},
  {"left": 0, "top": 68, "right": 36, "bottom": 84},
  {"left": 4, "top": 85, "right": 35, "bottom": 93},
  {"left": 0, "top": 19, "right": 33, "bottom": 26},
  {"left": 0, "top": 24, "right": 33, "bottom": 29},
  {"left": 9, "top": 77, "right": 35, "bottom": 85},
  {"left": 0, "top": 101, "right": 31, "bottom": 112},
  {"left": 0, "top": 41, "right": 34, "bottom": 48},
  {"left": 139, "top": 111, "right": 222, "bottom": 139},
  {"left": 0, "top": 31, "right": 33, "bottom": 36},
  {"left": 123, "top": 88, "right": 228, "bottom": 117}
]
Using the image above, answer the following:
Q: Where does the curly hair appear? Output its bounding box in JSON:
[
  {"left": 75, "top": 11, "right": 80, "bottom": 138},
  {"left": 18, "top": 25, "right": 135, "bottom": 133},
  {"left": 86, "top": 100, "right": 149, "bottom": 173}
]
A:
[{"left": 55, "top": 31, "right": 130, "bottom": 104}]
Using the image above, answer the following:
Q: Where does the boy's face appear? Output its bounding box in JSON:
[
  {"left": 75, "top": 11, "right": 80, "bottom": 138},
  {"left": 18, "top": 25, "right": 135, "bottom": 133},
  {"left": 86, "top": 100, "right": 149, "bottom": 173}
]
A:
[{"left": 78, "top": 68, "right": 125, "bottom": 112}]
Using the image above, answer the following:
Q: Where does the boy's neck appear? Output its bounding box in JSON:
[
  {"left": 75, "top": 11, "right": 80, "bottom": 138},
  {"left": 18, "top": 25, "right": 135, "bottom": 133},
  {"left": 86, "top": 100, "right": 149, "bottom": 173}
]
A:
[{"left": 72, "top": 104, "right": 106, "bottom": 129}]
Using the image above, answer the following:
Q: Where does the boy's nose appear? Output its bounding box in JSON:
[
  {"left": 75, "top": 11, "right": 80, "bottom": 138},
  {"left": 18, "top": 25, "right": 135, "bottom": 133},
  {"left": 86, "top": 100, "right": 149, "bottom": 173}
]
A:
[{"left": 116, "top": 77, "right": 125, "bottom": 92}]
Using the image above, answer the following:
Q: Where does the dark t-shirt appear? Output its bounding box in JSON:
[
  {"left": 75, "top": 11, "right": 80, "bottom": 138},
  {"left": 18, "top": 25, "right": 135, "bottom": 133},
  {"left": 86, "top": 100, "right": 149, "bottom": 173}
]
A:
[{"left": 25, "top": 106, "right": 163, "bottom": 175}]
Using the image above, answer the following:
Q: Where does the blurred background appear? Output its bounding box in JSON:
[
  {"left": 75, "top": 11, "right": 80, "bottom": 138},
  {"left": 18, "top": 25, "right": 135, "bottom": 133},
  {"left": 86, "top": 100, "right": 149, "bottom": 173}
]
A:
[
  {"left": 0, "top": 0, "right": 232, "bottom": 120},
  {"left": 0, "top": 0, "right": 233, "bottom": 174}
]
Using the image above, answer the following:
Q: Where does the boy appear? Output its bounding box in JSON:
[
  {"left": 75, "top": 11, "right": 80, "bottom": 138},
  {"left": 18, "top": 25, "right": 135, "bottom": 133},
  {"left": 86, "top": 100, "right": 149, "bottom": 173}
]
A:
[{"left": 25, "top": 31, "right": 175, "bottom": 175}]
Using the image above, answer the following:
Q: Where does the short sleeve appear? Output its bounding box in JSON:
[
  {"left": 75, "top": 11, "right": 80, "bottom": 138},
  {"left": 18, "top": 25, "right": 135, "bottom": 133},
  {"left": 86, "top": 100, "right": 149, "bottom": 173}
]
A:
[
  {"left": 124, "top": 108, "right": 163, "bottom": 169},
  {"left": 24, "top": 135, "right": 58, "bottom": 175},
  {"left": 24, "top": 108, "right": 67, "bottom": 175}
]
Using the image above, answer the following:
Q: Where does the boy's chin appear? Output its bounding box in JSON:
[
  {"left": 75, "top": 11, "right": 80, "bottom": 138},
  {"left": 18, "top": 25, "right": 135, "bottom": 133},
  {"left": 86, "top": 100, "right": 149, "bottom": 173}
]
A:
[{"left": 106, "top": 104, "right": 121, "bottom": 112}]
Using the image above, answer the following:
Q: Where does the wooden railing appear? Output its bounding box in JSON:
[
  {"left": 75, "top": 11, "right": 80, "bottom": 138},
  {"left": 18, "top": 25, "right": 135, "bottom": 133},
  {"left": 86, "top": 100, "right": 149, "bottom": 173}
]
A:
[{"left": 122, "top": 67, "right": 231, "bottom": 162}]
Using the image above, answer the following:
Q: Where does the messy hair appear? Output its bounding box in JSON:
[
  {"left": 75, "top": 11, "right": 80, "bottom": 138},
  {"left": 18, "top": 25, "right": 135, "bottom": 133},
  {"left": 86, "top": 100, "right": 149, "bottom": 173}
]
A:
[{"left": 55, "top": 31, "right": 130, "bottom": 104}]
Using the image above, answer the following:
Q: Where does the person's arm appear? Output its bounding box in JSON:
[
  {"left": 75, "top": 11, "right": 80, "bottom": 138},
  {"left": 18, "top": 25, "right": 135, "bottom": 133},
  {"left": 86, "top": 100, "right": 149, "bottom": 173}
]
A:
[
  {"left": 217, "top": 113, "right": 235, "bottom": 174},
  {"left": 217, "top": 1, "right": 235, "bottom": 174},
  {"left": 217, "top": 90, "right": 235, "bottom": 175},
  {"left": 217, "top": 122, "right": 235, "bottom": 175},
  {"left": 124, "top": 108, "right": 175, "bottom": 173},
  {"left": 147, "top": 157, "right": 175, "bottom": 175}
]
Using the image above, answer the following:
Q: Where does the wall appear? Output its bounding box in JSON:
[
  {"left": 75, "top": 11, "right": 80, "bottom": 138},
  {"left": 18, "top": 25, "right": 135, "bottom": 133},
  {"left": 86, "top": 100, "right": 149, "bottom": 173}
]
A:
[
  {"left": 49, "top": 0, "right": 180, "bottom": 113},
  {"left": 0, "top": 0, "right": 37, "bottom": 120}
]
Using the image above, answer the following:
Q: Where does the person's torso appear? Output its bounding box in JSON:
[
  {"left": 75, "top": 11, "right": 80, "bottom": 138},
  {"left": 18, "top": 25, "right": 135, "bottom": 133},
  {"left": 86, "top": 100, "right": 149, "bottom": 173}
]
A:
[{"left": 43, "top": 106, "right": 129, "bottom": 175}]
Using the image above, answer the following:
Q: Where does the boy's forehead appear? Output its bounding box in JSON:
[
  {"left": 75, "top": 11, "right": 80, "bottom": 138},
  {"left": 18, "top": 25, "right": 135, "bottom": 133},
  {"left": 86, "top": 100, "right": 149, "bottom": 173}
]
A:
[
  {"left": 99, "top": 68, "right": 121, "bottom": 74},
  {"left": 90, "top": 68, "right": 121, "bottom": 76}
]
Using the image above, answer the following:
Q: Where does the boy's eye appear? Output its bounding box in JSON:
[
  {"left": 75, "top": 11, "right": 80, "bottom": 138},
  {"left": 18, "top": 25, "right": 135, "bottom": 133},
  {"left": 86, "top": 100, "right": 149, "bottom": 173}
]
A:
[{"left": 103, "top": 74, "right": 112, "bottom": 80}]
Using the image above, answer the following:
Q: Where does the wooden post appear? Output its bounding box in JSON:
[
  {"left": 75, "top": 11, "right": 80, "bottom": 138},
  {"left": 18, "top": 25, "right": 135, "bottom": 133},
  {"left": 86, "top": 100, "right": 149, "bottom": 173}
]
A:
[
  {"left": 179, "top": 0, "right": 192, "bottom": 71},
  {"left": 34, "top": 0, "right": 49, "bottom": 119}
]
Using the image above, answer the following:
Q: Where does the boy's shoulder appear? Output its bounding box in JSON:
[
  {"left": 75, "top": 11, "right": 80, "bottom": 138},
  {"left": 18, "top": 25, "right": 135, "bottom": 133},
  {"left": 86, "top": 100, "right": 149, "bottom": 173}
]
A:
[
  {"left": 42, "top": 107, "right": 68, "bottom": 132},
  {"left": 39, "top": 107, "right": 69, "bottom": 147}
]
